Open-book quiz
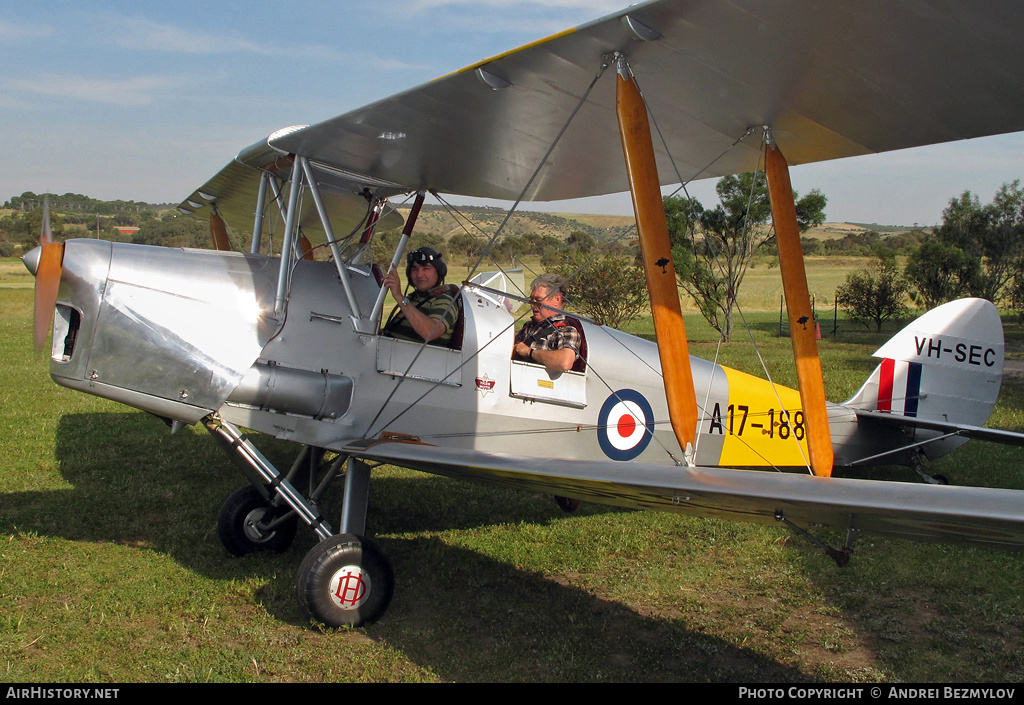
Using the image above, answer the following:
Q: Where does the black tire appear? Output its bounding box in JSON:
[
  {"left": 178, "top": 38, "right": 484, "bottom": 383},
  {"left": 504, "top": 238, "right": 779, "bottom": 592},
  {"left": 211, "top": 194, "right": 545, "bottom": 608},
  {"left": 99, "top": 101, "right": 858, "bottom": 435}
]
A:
[
  {"left": 217, "top": 485, "right": 297, "bottom": 556},
  {"left": 296, "top": 534, "right": 394, "bottom": 628}
]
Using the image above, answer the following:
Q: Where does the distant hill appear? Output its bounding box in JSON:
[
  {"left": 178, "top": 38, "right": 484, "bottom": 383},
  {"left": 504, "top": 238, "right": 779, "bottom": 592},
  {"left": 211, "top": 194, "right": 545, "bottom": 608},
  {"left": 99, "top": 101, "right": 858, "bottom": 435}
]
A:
[
  {"left": 3, "top": 190, "right": 926, "bottom": 259},
  {"left": 801, "top": 222, "right": 925, "bottom": 241},
  {"left": 3, "top": 192, "right": 175, "bottom": 214},
  {"left": 398, "top": 206, "right": 921, "bottom": 245},
  {"left": 396, "top": 204, "right": 636, "bottom": 242}
]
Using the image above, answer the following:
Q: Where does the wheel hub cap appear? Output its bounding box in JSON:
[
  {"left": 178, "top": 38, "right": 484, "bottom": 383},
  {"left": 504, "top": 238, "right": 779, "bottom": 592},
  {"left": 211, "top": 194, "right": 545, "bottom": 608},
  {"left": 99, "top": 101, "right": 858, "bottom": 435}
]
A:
[{"left": 328, "top": 565, "right": 371, "bottom": 609}]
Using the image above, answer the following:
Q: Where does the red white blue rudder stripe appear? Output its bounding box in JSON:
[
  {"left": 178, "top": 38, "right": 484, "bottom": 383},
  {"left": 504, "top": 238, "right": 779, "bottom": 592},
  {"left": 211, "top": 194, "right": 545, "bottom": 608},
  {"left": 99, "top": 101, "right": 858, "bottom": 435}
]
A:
[{"left": 876, "top": 358, "right": 923, "bottom": 417}]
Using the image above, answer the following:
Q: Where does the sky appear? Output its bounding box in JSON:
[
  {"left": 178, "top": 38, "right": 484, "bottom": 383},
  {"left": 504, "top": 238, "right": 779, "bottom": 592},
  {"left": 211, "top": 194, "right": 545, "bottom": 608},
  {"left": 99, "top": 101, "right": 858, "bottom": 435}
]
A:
[{"left": 3, "top": 0, "right": 1022, "bottom": 227}]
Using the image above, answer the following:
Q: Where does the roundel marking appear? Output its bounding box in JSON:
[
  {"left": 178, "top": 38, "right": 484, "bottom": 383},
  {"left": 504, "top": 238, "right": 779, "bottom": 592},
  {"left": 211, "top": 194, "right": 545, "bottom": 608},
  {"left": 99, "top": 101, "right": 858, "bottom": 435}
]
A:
[{"left": 598, "top": 389, "right": 654, "bottom": 460}]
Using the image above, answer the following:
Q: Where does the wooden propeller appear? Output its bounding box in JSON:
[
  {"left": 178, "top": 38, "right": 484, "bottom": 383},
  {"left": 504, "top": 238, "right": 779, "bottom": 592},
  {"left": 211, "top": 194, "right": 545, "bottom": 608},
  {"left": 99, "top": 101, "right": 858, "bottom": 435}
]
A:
[{"left": 27, "top": 198, "right": 63, "bottom": 354}]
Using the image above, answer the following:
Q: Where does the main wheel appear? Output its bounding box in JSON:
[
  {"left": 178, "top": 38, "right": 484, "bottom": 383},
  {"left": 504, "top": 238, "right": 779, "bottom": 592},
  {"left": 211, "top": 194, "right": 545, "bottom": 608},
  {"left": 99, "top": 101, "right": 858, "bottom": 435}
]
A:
[
  {"left": 555, "top": 495, "right": 579, "bottom": 513},
  {"left": 217, "top": 485, "right": 297, "bottom": 556},
  {"left": 296, "top": 534, "right": 394, "bottom": 628}
]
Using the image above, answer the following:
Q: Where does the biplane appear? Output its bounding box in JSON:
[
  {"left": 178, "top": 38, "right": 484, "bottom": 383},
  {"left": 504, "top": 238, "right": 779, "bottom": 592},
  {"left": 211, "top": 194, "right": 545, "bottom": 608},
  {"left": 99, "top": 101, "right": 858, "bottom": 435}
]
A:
[{"left": 22, "top": 0, "right": 1024, "bottom": 628}]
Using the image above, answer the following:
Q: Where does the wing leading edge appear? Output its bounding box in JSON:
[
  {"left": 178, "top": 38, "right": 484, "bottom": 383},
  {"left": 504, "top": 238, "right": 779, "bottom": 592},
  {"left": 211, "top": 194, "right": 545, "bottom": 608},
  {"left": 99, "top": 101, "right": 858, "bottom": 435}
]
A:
[{"left": 346, "top": 440, "right": 1024, "bottom": 551}]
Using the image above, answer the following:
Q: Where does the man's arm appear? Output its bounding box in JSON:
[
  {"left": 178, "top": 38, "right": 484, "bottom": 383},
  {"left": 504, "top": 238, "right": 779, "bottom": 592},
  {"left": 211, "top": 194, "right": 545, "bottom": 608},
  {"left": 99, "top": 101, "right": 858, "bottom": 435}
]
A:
[
  {"left": 513, "top": 341, "right": 575, "bottom": 372},
  {"left": 398, "top": 297, "right": 450, "bottom": 342},
  {"left": 531, "top": 346, "right": 576, "bottom": 372}
]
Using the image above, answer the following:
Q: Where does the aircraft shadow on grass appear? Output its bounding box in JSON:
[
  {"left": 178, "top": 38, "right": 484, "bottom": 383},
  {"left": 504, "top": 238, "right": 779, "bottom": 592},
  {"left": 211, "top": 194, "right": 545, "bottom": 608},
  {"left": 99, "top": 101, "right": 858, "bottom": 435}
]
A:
[
  {"left": 5, "top": 409, "right": 1021, "bottom": 680},
  {"left": 0, "top": 409, "right": 857, "bottom": 680}
]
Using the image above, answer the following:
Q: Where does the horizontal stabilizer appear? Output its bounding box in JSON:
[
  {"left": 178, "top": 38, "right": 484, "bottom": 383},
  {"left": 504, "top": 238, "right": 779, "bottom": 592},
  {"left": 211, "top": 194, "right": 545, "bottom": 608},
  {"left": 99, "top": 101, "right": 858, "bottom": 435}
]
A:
[{"left": 856, "top": 410, "right": 1024, "bottom": 448}]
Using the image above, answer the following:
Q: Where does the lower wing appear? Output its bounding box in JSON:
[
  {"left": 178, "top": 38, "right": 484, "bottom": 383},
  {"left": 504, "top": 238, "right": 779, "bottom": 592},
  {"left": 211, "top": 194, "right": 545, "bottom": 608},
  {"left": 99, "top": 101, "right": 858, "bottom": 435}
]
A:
[{"left": 344, "top": 439, "right": 1024, "bottom": 550}]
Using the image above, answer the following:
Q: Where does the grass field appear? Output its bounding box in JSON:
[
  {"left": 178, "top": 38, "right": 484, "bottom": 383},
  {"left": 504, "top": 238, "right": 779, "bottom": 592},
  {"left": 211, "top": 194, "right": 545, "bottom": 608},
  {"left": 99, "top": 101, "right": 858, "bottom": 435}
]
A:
[{"left": 2, "top": 256, "right": 1024, "bottom": 683}]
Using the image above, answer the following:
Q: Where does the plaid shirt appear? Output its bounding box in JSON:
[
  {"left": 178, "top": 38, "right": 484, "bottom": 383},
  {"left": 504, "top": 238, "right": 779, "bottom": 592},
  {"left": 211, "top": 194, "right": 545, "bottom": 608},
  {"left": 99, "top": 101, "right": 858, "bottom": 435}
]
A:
[
  {"left": 384, "top": 287, "right": 458, "bottom": 346},
  {"left": 515, "top": 314, "right": 582, "bottom": 356}
]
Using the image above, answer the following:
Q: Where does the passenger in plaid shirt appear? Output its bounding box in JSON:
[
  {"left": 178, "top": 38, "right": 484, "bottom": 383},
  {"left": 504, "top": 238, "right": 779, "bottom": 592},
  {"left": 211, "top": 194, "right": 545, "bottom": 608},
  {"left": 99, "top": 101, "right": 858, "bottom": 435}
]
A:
[
  {"left": 382, "top": 247, "right": 458, "bottom": 346},
  {"left": 513, "top": 273, "right": 581, "bottom": 372}
]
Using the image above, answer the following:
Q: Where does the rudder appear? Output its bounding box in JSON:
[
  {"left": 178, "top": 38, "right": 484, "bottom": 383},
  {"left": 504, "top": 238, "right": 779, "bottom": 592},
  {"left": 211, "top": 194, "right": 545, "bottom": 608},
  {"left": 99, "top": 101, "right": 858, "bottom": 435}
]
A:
[{"left": 844, "top": 298, "right": 1004, "bottom": 428}]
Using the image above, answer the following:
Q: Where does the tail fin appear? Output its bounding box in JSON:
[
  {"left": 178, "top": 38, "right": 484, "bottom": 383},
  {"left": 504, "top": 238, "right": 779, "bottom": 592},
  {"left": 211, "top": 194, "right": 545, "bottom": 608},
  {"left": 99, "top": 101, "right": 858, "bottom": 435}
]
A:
[{"left": 844, "top": 298, "right": 1004, "bottom": 427}]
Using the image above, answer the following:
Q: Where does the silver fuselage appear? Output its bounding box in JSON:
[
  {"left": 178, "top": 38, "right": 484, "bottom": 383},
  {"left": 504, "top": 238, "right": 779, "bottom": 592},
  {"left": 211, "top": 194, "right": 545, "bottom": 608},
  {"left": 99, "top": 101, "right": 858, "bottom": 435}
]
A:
[{"left": 46, "top": 239, "right": 940, "bottom": 471}]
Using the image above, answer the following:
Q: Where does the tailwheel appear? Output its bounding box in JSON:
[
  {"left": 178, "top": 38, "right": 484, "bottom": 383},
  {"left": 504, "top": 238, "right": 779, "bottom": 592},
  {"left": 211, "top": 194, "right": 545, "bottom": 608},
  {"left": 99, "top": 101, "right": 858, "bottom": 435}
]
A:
[
  {"left": 910, "top": 452, "right": 950, "bottom": 485},
  {"left": 296, "top": 534, "right": 394, "bottom": 628},
  {"left": 217, "top": 485, "right": 297, "bottom": 556}
]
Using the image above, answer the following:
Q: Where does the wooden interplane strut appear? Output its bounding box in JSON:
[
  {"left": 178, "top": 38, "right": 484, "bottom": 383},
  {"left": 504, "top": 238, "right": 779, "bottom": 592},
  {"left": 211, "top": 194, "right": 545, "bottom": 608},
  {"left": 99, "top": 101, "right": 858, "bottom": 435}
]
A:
[
  {"left": 764, "top": 139, "right": 834, "bottom": 477},
  {"left": 210, "top": 211, "right": 231, "bottom": 252},
  {"left": 615, "top": 61, "right": 698, "bottom": 461}
]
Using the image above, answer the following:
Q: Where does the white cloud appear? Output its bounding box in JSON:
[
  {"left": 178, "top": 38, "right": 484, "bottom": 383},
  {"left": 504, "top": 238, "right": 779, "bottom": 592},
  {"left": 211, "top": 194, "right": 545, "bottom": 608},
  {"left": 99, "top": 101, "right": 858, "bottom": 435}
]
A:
[
  {"left": 403, "top": 0, "right": 626, "bottom": 11},
  {"left": 396, "top": 0, "right": 628, "bottom": 35},
  {"left": 101, "top": 16, "right": 422, "bottom": 72},
  {"left": 11, "top": 73, "right": 187, "bottom": 107},
  {"left": 110, "top": 17, "right": 269, "bottom": 55},
  {"left": 0, "top": 94, "right": 36, "bottom": 110}
]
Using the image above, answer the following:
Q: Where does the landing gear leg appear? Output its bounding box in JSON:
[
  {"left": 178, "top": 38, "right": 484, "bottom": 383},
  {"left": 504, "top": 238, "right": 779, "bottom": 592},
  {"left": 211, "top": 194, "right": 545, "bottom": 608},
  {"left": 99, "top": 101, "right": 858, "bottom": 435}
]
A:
[
  {"left": 204, "top": 417, "right": 396, "bottom": 627},
  {"left": 204, "top": 417, "right": 334, "bottom": 541}
]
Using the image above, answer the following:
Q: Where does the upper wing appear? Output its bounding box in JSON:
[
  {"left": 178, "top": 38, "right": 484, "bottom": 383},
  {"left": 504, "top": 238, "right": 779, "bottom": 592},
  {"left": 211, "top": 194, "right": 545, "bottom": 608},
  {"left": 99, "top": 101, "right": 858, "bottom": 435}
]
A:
[
  {"left": 180, "top": 1, "right": 1024, "bottom": 233},
  {"left": 266, "top": 0, "right": 1024, "bottom": 202},
  {"left": 346, "top": 439, "right": 1024, "bottom": 550},
  {"left": 178, "top": 128, "right": 406, "bottom": 246}
]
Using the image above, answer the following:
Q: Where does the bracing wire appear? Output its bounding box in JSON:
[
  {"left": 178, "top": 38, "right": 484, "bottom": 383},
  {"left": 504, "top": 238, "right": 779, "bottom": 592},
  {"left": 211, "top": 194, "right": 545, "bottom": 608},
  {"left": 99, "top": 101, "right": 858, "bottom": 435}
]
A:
[
  {"left": 361, "top": 57, "right": 810, "bottom": 472},
  {"left": 363, "top": 58, "right": 613, "bottom": 439}
]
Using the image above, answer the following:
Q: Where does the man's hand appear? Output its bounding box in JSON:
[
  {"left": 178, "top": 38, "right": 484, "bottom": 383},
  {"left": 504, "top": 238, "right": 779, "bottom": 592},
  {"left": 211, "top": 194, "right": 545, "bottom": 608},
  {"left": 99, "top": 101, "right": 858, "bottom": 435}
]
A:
[{"left": 382, "top": 265, "right": 402, "bottom": 299}]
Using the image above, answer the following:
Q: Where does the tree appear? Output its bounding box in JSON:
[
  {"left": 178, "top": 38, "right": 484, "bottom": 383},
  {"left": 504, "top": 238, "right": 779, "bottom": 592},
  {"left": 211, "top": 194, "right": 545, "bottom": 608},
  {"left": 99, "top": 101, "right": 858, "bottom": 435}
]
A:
[
  {"left": 493, "top": 233, "right": 529, "bottom": 264},
  {"left": 836, "top": 251, "right": 909, "bottom": 332},
  {"left": 926, "top": 183, "right": 1024, "bottom": 304},
  {"left": 666, "top": 172, "right": 826, "bottom": 341},
  {"left": 132, "top": 215, "right": 209, "bottom": 248},
  {"left": 554, "top": 251, "right": 647, "bottom": 329},
  {"left": 446, "top": 231, "right": 483, "bottom": 266},
  {"left": 19, "top": 207, "right": 64, "bottom": 249},
  {"left": 563, "top": 230, "right": 596, "bottom": 254},
  {"left": 904, "top": 240, "right": 978, "bottom": 309}
]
